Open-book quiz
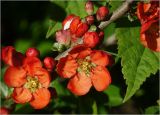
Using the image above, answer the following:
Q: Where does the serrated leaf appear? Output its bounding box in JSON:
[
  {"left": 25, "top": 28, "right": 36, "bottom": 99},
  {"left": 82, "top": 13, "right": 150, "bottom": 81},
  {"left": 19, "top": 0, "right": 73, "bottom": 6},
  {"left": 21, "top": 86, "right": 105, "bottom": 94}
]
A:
[
  {"left": 46, "top": 20, "right": 62, "bottom": 39},
  {"left": 116, "top": 27, "right": 159, "bottom": 102},
  {"left": 104, "top": 84, "right": 123, "bottom": 107}
]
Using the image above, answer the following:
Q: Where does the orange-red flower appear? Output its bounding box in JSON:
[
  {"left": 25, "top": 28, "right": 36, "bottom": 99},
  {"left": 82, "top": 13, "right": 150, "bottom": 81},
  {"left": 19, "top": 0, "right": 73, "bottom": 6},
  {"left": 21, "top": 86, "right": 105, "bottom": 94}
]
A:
[
  {"left": 3, "top": 47, "right": 51, "bottom": 109},
  {"left": 140, "top": 19, "right": 160, "bottom": 52},
  {"left": 57, "top": 45, "right": 111, "bottom": 95},
  {"left": 137, "top": 1, "right": 159, "bottom": 24}
]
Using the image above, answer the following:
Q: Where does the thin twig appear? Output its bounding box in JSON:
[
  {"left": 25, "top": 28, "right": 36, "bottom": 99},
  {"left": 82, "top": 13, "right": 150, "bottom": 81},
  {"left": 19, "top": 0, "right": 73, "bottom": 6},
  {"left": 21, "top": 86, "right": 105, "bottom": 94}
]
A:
[{"left": 55, "top": 0, "right": 134, "bottom": 60}]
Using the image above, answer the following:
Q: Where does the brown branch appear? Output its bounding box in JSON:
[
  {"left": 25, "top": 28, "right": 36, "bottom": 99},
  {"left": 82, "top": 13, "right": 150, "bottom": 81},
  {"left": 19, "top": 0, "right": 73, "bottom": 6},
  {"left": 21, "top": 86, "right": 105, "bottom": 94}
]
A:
[
  {"left": 98, "top": 0, "right": 134, "bottom": 29},
  {"left": 55, "top": 0, "right": 134, "bottom": 60}
]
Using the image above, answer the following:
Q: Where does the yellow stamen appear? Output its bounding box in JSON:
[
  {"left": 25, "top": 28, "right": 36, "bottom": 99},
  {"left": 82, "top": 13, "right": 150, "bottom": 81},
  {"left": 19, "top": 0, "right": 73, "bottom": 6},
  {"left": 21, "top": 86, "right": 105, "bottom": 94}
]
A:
[{"left": 24, "top": 76, "right": 42, "bottom": 92}]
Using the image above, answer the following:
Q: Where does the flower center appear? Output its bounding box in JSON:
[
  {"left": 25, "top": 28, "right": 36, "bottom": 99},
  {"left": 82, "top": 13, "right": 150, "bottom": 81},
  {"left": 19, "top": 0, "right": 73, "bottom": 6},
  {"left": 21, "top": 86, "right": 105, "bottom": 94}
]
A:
[
  {"left": 77, "top": 56, "right": 96, "bottom": 76},
  {"left": 24, "top": 76, "right": 42, "bottom": 92}
]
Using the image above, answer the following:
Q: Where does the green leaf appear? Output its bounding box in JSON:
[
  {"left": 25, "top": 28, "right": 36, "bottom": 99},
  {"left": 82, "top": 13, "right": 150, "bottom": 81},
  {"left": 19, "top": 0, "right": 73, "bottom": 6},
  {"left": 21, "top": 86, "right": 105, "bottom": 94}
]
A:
[
  {"left": 52, "top": 1, "right": 87, "bottom": 17},
  {"left": 46, "top": 20, "right": 62, "bottom": 39},
  {"left": 0, "top": 81, "right": 9, "bottom": 98},
  {"left": 116, "top": 27, "right": 159, "bottom": 102},
  {"left": 145, "top": 106, "right": 160, "bottom": 114},
  {"left": 92, "top": 101, "right": 98, "bottom": 114},
  {"left": 104, "top": 84, "right": 123, "bottom": 107},
  {"left": 109, "top": 1, "right": 123, "bottom": 12}
]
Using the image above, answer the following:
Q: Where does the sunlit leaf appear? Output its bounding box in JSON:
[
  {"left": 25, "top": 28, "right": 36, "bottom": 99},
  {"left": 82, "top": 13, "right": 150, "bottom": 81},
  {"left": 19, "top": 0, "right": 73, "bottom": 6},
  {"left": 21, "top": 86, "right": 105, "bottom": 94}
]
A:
[{"left": 116, "top": 27, "right": 159, "bottom": 102}]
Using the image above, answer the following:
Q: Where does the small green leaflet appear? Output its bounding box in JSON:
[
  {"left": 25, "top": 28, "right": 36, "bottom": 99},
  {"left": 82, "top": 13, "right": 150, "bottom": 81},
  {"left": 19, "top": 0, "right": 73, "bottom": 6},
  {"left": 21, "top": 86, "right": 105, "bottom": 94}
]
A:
[
  {"left": 46, "top": 20, "right": 62, "bottom": 39},
  {"left": 116, "top": 27, "right": 159, "bottom": 102}
]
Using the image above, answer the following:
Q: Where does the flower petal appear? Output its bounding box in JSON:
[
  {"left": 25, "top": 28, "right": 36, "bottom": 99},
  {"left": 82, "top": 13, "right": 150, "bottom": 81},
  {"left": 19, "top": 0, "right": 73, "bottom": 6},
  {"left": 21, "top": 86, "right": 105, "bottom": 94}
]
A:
[
  {"left": 67, "top": 72, "right": 92, "bottom": 96},
  {"left": 12, "top": 87, "right": 32, "bottom": 103},
  {"left": 4, "top": 66, "right": 27, "bottom": 87},
  {"left": 1, "top": 46, "right": 15, "bottom": 66},
  {"left": 70, "top": 16, "right": 81, "bottom": 34},
  {"left": 30, "top": 88, "right": 51, "bottom": 109},
  {"left": 90, "top": 50, "right": 109, "bottom": 66},
  {"left": 34, "top": 68, "right": 51, "bottom": 88},
  {"left": 91, "top": 66, "right": 111, "bottom": 91},
  {"left": 69, "top": 45, "right": 91, "bottom": 59},
  {"left": 57, "top": 56, "right": 78, "bottom": 78},
  {"left": 1, "top": 46, "right": 24, "bottom": 66},
  {"left": 140, "top": 19, "right": 160, "bottom": 52},
  {"left": 23, "top": 57, "right": 42, "bottom": 76}
]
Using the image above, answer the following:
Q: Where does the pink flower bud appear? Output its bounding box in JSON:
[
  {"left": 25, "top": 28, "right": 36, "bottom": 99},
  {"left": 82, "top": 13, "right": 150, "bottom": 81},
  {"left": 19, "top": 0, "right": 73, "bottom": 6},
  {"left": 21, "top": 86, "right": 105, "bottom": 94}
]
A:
[
  {"left": 43, "top": 57, "right": 56, "bottom": 71},
  {"left": 70, "top": 17, "right": 89, "bottom": 37},
  {"left": 85, "top": 1, "right": 94, "bottom": 15},
  {"left": 85, "top": 15, "right": 94, "bottom": 25},
  {"left": 55, "top": 29, "right": 71, "bottom": 45},
  {"left": 62, "top": 14, "right": 75, "bottom": 30},
  {"left": 0, "top": 107, "right": 9, "bottom": 115},
  {"left": 83, "top": 32, "right": 100, "bottom": 48},
  {"left": 25, "top": 47, "right": 40, "bottom": 57},
  {"left": 96, "top": 6, "right": 109, "bottom": 21}
]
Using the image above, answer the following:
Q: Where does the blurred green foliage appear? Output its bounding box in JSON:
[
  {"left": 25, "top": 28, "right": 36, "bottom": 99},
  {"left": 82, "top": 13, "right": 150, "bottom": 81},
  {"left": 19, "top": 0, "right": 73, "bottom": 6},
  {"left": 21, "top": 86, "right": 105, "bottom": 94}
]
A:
[{"left": 1, "top": 1, "right": 159, "bottom": 114}]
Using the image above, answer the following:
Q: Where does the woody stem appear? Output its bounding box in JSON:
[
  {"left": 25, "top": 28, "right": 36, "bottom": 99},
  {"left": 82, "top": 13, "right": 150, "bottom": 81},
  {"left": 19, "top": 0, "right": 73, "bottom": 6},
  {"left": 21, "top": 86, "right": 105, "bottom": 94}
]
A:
[{"left": 55, "top": 0, "right": 134, "bottom": 60}]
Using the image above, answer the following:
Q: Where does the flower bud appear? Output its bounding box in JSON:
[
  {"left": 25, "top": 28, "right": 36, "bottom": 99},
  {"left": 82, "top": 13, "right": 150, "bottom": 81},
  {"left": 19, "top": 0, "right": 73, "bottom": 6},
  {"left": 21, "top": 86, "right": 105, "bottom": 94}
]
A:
[
  {"left": 70, "top": 17, "right": 89, "bottom": 37},
  {"left": 85, "top": 15, "right": 94, "bottom": 25},
  {"left": 1, "top": 46, "right": 24, "bottom": 66},
  {"left": 96, "top": 6, "right": 109, "bottom": 21},
  {"left": 56, "top": 29, "right": 71, "bottom": 45},
  {"left": 0, "top": 107, "right": 9, "bottom": 115},
  {"left": 62, "top": 14, "right": 75, "bottom": 30},
  {"left": 25, "top": 47, "right": 40, "bottom": 57},
  {"left": 43, "top": 57, "right": 56, "bottom": 71},
  {"left": 83, "top": 32, "right": 100, "bottom": 48},
  {"left": 98, "top": 30, "right": 104, "bottom": 40},
  {"left": 85, "top": 1, "right": 94, "bottom": 15}
]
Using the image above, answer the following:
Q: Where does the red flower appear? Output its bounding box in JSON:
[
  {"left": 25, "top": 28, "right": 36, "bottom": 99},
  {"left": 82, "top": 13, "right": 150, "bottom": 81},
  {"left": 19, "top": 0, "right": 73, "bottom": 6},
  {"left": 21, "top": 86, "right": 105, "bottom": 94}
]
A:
[
  {"left": 1, "top": 46, "right": 24, "bottom": 66},
  {"left": 96, "top": 6, "right": 109, "bottom": 21},
  {"left": 4, "top": 48, "right": 51, "bottom": 109},
  {"left": 70, "top": 16, "right": 89, "bottom": 37},
  {"left": 140, "top": 19, "right": 160, "bottom": 52},
  {"left": 137, "top": 1, "right": 159, "bottom": 24},
  {"left": 62, "top": 14, "right": 75, "bottom": 30},
  {"left": 83, "top": 32, "right": 100, "bottom": 48},
  {"left": 57, "top": 45, "right": 111, "bottom": 95}
]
